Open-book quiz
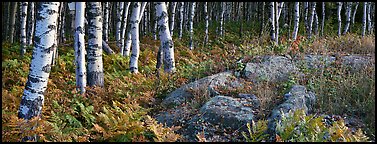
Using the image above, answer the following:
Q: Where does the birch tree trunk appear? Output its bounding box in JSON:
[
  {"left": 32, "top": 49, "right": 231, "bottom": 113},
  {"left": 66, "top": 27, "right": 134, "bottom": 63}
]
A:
[
  {"left": 343, "top": 2, "right": 352, "bottom": 35},
  {"left": 314, "top": 10, "right": 319, "bottom": 35},
  {"left": 260, "top": 2, "right": 265, "bottom": 37},
  {"left": 20, "top": 2, "right": 28, "bottom": 56},
  {"left": 292, "top": 2, "right": 300, "bottom": 40},
  {"left": 9, "top": 2, "right": 18, "bottom": 43},
  {"left": 362, "top": 2, "right": 367, "bottom": 37},
  {"left": 220, "top": 2, "right": 225, "bottom": 37},
  {"left": 188, "top": 2, "right": 196, "bottom": 50},
  {"left": 87, "top": 2, "right": 104, "bottom": 87},
  {"left": 129, "top": 2, "right": 141, "bottom": 73},
  {"left": 204, "top": 2, "right": 209, "bottom": 45},
  {"left": 120, "top": 2, "right": 130, "bottom": 56},
  {"left": 103, "top": 2, "right": 109, "bottom": 42},
  {"left": 321, "top": 2, "right": 325, "bottom": 36},
  {"left": 304, "top": 2, "right": 309, "bottom": 34},
  {"left": 116, "top": 2, "right": 124, "bottom": 48},
  {"left": 308, "top": 2, "right": 316, "bottom": 39},
  {"left": 169, "top": 2, "right": 177, "bottom": 36},
  {"left": 18, "top": 2, "right": 60, "bottom": 141},
  {"left": 74, "top": 2, "right": 86, "bottom": 94},
  {"left": 61, "top": 3, "right": 66, "bottom": 43},
  {"left": 27, "top": 2, "right": 35, "bottom": 46},
  {"left": 269, "top": 2, "right": 276, "bottom": 43},
  {"left": 155, "top": 2, "right": 176, "bottom": 73},
  {"left": 337, "top": 2, "right": 343, "bottom": 36},
  {"left": 275, "top": 2, "right": 279, "bottom": 44},
  {"left": 178, "top": 2, "right": 184, "bottom": 39},
  {"left": 367, "top": 2, "right": 372, "bottom": 34},
  {"left": 351, "top": 2, "right": 359, "bottom": 33}
]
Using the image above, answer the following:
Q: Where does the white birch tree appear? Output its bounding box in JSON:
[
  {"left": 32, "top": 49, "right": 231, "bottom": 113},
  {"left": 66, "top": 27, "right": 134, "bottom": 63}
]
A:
[
  {"left": 169, "top": 2, "right": 177, "bottom": 36},
  {"left": 20, "top": 2, "right": 28, "bottom": 56},
  {"left": 116, "top": 2, "right": 124, "bottom": 48},
  {"left": 362, "top": 2, "right": 367, "bottom": 37},
  {"left": 74, "top": 2, "right": 86, "bottom": 94},
  {"left": 27, "top": 2, "right": 34, "bottom": 46},
  {"left": 178, "top": 2, "right": 184, "bottom": 39},
  {"left": 337, "top": 2, "right": 343, "bottom": 36},
  {"left": 188, "top": 2, "right": 196, "bottom": 50},
  {"left": 321, "top": 2, "right": 325, "bottom": 36},
  {"left": 129, "top": 2, "right": 141, "bottom": 73},
  {"left": 87, "top": 2, "right": 104, "bottom": 87},
  {"left": 18, "top": 2, "right": 60, "bottom": 141},
  {"left": 204, "top": 2, "right": 209, "bottom": 45},
  {"left": 308, "top": 2, "right": 316, "bottom": 39},
  {"left": 120, "top": 2, "right": 131, "bottom": 56},
  {"left": 292, "top": 2, "right": 300, "bottom": 40},
  {"left": 343, "top": 2, "right": 352, "bottom": 35},
  {"left": 269, "top": 2, "right": 276, "bottom": 43},
  {"left": 103, "top": 2, "right": 109, "bottom": 42}
]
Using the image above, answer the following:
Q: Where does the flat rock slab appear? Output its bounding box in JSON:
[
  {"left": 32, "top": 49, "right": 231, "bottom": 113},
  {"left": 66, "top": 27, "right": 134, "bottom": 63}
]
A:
[{"left": 341, "top": 55, "right": 374, "bottom": 73}]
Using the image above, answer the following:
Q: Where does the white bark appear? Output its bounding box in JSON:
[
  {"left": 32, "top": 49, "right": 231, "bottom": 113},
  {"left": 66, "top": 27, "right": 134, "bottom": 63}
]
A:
[
  {"left": 204, "top": 2, "right": 209, "bottom": 45},
  {"left": 129, "top": 2, "right": 141, "bottom": 73},
  {"left": 314, "top": 10, "right": 319, "bottom": 35},
  {"left": 292, "top": 2, "right": 300, "bottom": 40},
  {"left": 74, "top": 2, "right": 86, "bottom": 94},
  {"left": 27, "top": 2, "right": 34, "bottom": 46},
  {"left": 116, "top": 2, "right": 124, "bottom": 47},
  {"left": 20, "top": 2, "right": 28, "bottom": 56},
  {"left": 308, "top": 2, "right": 316, "bottom": 39},
  {"left": 362, "top": 2, "right": 367, "bottom": 37},
  {"left": 321, "top": 2, "right": 325, "bottom": 36},
  {"left": 270, "top": 2, "right": 276, "bottom": 43},
  {"left": 178, "top": 2, "right": 184, "bottom": 39},
  {"left": 18, "top": 2, "right": 60, "bottom": 121},
  {"left": 304, "top": 2, "right": 309, "bottom": 34},
  {"left": 337, "top": 2, "right": 343, "bottom": 36},
  {"left": 87, "top": 2, "right": 104, "bottom": 87},
  {"left": 169, "top": 2, "right": 177, "bottom": 36},
  {"left": 189, "top": 2, "right": 196, "bottom": 50},
  {"left": 120, "top": 2, "right": 130, "bottom": 56},
  {"left": 155, "top": 2, "right": 176, "bottom": 73},
  {"left": 220, "top": 2, "right": 225, "bottom": 37},
  {"left": 343, "top": 2, "right": 352, "bottom": 35},
  {"left": 275, "top": 2, "right": 279, "bottom": 44},
  {"left": 367, "top": 2, "right": 372, "bottom": 34},
  {"left": 352, "top": 2, "right": 359, "bottom": 26}
]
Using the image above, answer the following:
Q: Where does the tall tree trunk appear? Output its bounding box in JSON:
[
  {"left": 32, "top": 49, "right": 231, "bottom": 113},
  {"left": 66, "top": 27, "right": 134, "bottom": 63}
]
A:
[
  {"left": 314, "top": 10, "right": 319, "bottom": 36},
  {"left": 74, "top": 2, "right": 86, "bottom": 94},
  {"left": 219, "top": 2, "right": 225, "bottom": 37},
  {"left": 155, "top": 2, "right": 176, "bottom": 73},
  {"left": 304, "top": 2, "right": 309, "bottom": 35},
  {"left": 20, "top": 2, "right": 28, "bottom": 56},
  {"left": 321, "top": 2, "right": 325, "bottom": 36},
  {"left": 178, "top": 2, "right": 184, "bottom": 39},
  {"left": 169, "top": 2, "right": 177, "bottom": 36},
  {"left": 9, "top": 2, "right": 18, "bottom": 43},
  {"left": 18, "top": 2, "right": 60, "bottom": 142},
  {"left": 337, "top": 2, "right": 343, "bottom": 36},
  {"left": 188, "top": 2, "right": 196, "bottom": 50},
  {"left": 87, "top": 2, "right": 104, "bottom": 87},
  {"left": 269, "top": 2, "right": 276, "bottom": 43},
  {"left": 260, "top": 2, "right": 265, "bottom": 37},
  {"left": 120, "top": 2, "right": 131, "bottom": 56},
  {"left": 367, "top": 2, "right": 372, "bottom": 35},
  {"left": 103, "top": 2, "right": 109, "bottom": 42},
  {"left": 129, "top": 2, "right": 141, "bottom": 73},
  {"left": 4, "top": 2, "right": 10, "bottom": 41},
  {"left": 204, "top": 2, "right": 209, "bottom": 45},
  {"left": 116, "top": 2, "right": 124, "bottom": 48},
  {"left": 343, "top": 2, "right": 352, "bottom": 35},
  {"left": 351, "top": 2, "right": 359, "bottom": 33},
  {"left": 61, "top": 3, "right": 66, "bottom": 43},
  {"left": 362, "top": 2, "right": 367, "bottom": 37},
  {"left": 27, "top": 2, "right": 35, "bottom": 46},
  {"left": 275, "top": 2, "right": 279, "bottom": 44},
  {"left": 292, "top": 2, "right": 300, "bottom": 40},
  {"left": 308, "top": 2, "right": 316, "bottom": 39}
]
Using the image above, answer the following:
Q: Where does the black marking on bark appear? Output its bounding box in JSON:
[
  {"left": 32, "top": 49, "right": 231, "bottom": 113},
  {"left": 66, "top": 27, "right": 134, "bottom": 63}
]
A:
[
  {"left": 18, "top": 95, "right": 43, "bottom": 120},
  {"left": 42, "top": 64, "right": 51, "bottom": 73}
]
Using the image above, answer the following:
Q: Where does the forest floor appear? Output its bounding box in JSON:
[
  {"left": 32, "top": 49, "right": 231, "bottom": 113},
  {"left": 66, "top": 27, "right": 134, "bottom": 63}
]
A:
[{"left": 2, "top": 32, "right": 375, "bottom": 142}]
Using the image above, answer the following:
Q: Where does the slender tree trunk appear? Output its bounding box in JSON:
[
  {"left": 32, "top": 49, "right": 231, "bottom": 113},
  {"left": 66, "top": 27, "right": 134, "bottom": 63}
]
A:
[
  {"left": 20, "top": 2, "right": 28, "bottom": 56},
  {"left": 120, "top": 2, "right": 131, "bottom": 56},
  {"left": 18, "top": 2, "right": 60, "bottom": 142},
  {"left": 304, "top": 2, "right": 309, "bottom": 35},
  {"left": 343, "top": 2, "right": 352, "bottom": 35},
  {"left": 61, "top": 3, "right": 66, "bottom": 43},
  {"left": 87, "top": 2, "right": 104, "bottom": 87},
  {"left": 308, "top": 2, "right": 316, "bottom": 39},
  {"left": 9, "top": 2, "right": 18, "bottom": 43},
  {"left": 321, "top": 2, "right": 325, "bottom": 36},
  {"left": 188, "top": 2, "right": 196, "bottom": 50},
  {"left": 129, "top": 2, "right": 141, "bottom": 73},
  {"left": 204, "top": 2, "right": 209, "bottom": 45},
  {"left": 269, "top": 2, "right": 276, "bottom": 43},
  {"left": 337, "top": 2, "right": 343, "bottom": 36},
  {"left": 74, "top": 2, "right": 86, "bottom": 94},
  {"left": 367, "top": 2, "right": 372, "bottom": 35},
  {"left": 155, "top": 2, "right": 176, "bottom": 73},
  {"left": 4, "top": 2, "right": 10, "bottom": 41},
  {"left": 116, "top": 2, "right": 124, "bottom": 48},
  {"left": 275, "top": 2, "right": 279, "bottom": 44},
  {"left": 292, "top": 2, "right": 300, "bottom": 40},
  {"left": 314, "top": 10, "right": 319, "bottom": 36},
  {"left": 169, "top": 2, "right": 177, "bottom": 36},
  {"left": 362, "top": 2, "right": 367, "bottom": 37},
  {"left": 350, "top": 2, "right": 359, "bottom": 33},
  {"left": 103, "top": 2, "right": 109, "bottom": 42},
  {"left": 220, "top": 2, "right": 225, "bottom": 37},
  {"left": 178, "top": 2, "right": 184, "bottom": 39},
  {"left": 260, "top": 2, "right": 265, "bottom": 37},
  {"left": 27, "top": 2, "right": 35, "bottom": 46}
]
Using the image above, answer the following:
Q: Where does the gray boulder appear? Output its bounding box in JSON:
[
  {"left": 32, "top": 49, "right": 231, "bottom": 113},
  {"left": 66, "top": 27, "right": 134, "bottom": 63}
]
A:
[
  {"left": 296, "top": 55, "right": 336, "bottom": 69},
  {"left": 267, "top": 85, "right": 316, "bottom": 138},
  {"left": 243, "top": 56, "right": 300, "bottom": 83},
  {"left": 341, "top": 55, "right": 374, "bottom": 73}
]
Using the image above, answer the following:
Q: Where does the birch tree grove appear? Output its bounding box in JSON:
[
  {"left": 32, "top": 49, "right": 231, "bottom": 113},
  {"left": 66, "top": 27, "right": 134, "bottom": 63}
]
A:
[
  {"left": 292, "top": 2, "right": 300, "bottom": 40},
  {"left": 18, "top": 2, "right": 60, "bottom": 141},
  {"left": 155, "top": 2, "right": 176, "bottom": 73},
  {"left": 74, "top": 2, "right": 86, "bottom": 94},
  {"left": 87, "top": 2, "right": 104, "bottom": 87},
  {"left": 20, "top": 2, "right": 28, "bottom": 56}
]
